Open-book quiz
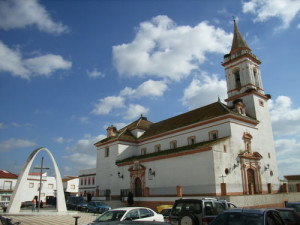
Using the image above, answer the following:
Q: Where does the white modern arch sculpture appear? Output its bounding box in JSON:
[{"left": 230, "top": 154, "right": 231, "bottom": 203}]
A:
[{"left": 6, "top": 147, "right": 67, "bottom": 213}]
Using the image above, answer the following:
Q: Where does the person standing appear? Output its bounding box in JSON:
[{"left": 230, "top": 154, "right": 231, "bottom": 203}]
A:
[{"left": 32, "top": 197, "right": 36, "bottom": 212}]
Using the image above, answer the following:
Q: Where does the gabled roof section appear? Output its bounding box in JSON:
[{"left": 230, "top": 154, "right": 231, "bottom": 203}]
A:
[
  {"left": 230, "top": 20, "right": 250, "bottom": 54},
  {"left": 139, "top": 101, "right": 243, "bottom": 140},
  {"left": 94, "top": 116, "right": 152, "bottom": 146},
  {"left": 0, "top": 170, "right": 18, "bottom": 179},
  {"left": 95, "top": 101, "right": 258, "bottom": 146}
]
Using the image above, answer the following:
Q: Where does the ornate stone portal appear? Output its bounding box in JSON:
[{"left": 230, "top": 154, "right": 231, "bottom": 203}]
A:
[{"left": 6, "top": 147, "right": 67, "bottom": 213}]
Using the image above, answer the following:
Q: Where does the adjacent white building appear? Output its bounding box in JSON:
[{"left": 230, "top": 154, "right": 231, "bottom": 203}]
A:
[
  {"left": 62, "top": 176, "right": 79, "bottom": 197},
  {"left": 0, "top": 170, "right": 18, "bottom": 208},
  {"left": 24, "top": 172, "right": 57, "bottom": 205},
  {"left": 78, "top": 168, "right": 96, "bottom": 199},
  {"left": 93, "top": 21, "right": 281, "bottom": 204}
]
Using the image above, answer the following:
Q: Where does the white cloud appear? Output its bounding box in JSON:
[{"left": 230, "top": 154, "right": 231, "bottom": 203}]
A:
[
  {"left": 275, "top": 138, "right": 300, "bottom": 176},
  {"left": 243, "top": 0, "right": 300, "bottom": 29},
  {"left": 91, "top": 96, "right": 125, "bottom": 115},
  {"left": 11, "top": 122, "right": 21, "bottom": 127},
  {"left": 120, "top": 79, "right": 168, "bottom": 98},
  {"left": 123, "top": 104, "right": 149, "bottom": 120},
  {"left": 0, "top": 41, "right": 29, "bottom": 78},
  {"left": 0, "top": 123, "right": 4, "bottom": 129},
  {"left": 62, "top": 153, "right": 96, "bottom": 170},
  {"left": 269, "top": 96, "right": 300, "bottom": 136},
  {"left": 87, "top": 68, "right": 105, "bottom": 78},
  {"left": 0, "top": 138, "right": 36, "bottom": 152},
  {"left": 53, "top": 137, "right": 72, "bottom": 144},
  {"left": 65, "top": 134, "right": 105, "bottom": 154},
  {"left": 0, "top": 41, "right": 72, "bottom": 79},
  {"left": 113, "top": 15, "right": 232, "bottom": 81},
  {"left": 0, "top": 0, "right": 69, "bottom": 34},
  {"left": 181, "top": 73, "right": 227, "bottom": 110},
  {"left": 24, "top": 54, "right": 72, "bottom": 76}
]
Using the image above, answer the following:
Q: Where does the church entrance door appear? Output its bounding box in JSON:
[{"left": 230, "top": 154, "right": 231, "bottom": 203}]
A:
[
  {"left": 247, "top": 168, "right": 256, "bottom": 194},
  {"left": 134, "top": 177, "right": 142, "bottom": 197}
]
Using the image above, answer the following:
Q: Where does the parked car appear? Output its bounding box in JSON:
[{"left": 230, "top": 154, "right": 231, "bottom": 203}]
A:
[
  {"left": 218, "top": 200, "right": 237, "bottom": 209},
  {"left": 87, "top": 201, "right": 111, "bottom": 213},
  {"left": 286, "top": 202, "right": 300, "bottom": 213},
  {"left": 84, "top": 207, "right": 164, "bottom": 225},
  {"left": 66, "top": 196, "right": 87, "bottom": 211},
  {"left": 157, "top": 205, "right": 173, "bottom": 213},
  {"left": 169, "top": 198, "right": 226, "bottom": 225},
  {"left": 159, "top": 207, "right": 172, "bottom": 222},
  {"left": 276, "top": 208, "right": 300, "bottom": 225},
  {"left": 21, "top": 201, "right": 33, "bottom": 208},
  {"left": 210, "top": 208, "right": 286, "bottom": 225}
]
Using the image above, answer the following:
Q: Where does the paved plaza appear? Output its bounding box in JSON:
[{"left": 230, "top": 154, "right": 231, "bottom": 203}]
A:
[{"left": 0, "top": 211, "right": 99, "bottom": 225}]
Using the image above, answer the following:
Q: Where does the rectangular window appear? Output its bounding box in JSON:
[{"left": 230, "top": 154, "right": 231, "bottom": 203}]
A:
[
  {"left": 71, "top": 184, "right": 75, "bottom": 189},
  {"left": 141, "top": 148, "right": 147, "bottom": 155},
  {"left": 209, "top": 131, "right": 218, "bottom": 141},
  {"left": 48, "top": 184, "right": 53, "bottom": 189},
  {"left": 105, "top": 147, "right": 109, "bottom": 157},
  {"left": 88, "top": 178, "right": 91, "bottom": 185},
  {"left": 92, "top": 177, "right": 95, "bottom": 185},
  {"left": 259, "top": 99, "right": 264, "bottom": 107},
  {"left": 154, "top": 144, "right": 161, "bottom": 152},
  {"left": 170, "top": 141, "right": 177, "bottom": 149},
  {"left": 3, "top": 181, "right": 12, "bottom": 190},
  {"left": 188, "top": 136, "right": 196, "bottom": 145},
  {"left": 29, "top": 183, "right": 34, "bottom": 188}
]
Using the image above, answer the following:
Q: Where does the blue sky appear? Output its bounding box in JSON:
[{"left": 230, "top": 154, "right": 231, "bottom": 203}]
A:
[{"left": 0, "top": 0, "right": 300, "bottom": 179}]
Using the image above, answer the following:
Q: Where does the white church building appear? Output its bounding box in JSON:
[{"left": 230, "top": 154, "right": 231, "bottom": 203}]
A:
[{"left": 94, "top": 21, "right": 281, "bottom": 205}]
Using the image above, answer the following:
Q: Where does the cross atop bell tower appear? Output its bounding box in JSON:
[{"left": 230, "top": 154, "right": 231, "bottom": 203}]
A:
[{"left": 223, "top": 20, "right": 266, "bottom": 110}]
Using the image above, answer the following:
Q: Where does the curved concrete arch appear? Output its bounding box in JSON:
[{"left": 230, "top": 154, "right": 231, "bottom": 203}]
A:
[{"left": 6, "top": 147, "right": 67, "bottom": 213}]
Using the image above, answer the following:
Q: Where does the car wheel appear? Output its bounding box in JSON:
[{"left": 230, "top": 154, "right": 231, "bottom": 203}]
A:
[{"left": 179, "top": 215, "right": 198, "bottom": 225}]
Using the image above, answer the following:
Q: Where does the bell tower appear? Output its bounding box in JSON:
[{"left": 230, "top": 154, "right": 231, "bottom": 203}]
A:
[
  {"left": 222, "top": 20, "right": 280, "bottom": 191},
  {"left": 222, "top": 20, "right": 269, "bottom": 120}
]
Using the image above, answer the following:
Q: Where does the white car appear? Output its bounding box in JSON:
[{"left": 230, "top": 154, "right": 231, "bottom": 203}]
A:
[{"left": 85, "top": 207, "right": 164, "bottom": 224}]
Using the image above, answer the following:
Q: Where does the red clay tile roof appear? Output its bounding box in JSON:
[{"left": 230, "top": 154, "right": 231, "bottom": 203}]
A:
[
  {"left": 95, "top": 101, "right": 257, "bottom": 146},
  {"left": 0, "top": 170, "right": 18, "bottom": 179}
]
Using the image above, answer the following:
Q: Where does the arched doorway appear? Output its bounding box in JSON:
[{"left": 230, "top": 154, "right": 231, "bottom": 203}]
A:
[
  {"left": 134, "top": 177, "right": 142, "bottom": 197},
  {"left": 247, "top": 168, "right": 257, "bottom": 194},
  {"left": 128, "top": 161, "right": 146, "bottom": 197}
]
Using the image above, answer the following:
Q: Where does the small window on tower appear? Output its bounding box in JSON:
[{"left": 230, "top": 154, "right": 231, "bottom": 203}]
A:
[
  {"left": 170, "top": 140, "right": 177, "bottom": 149},
  {"left": 209, "top": 131, "right": 218, "bottom": 141},
  {"left": 105, "top": 147, "right": 109, "bottom": 157},
  {"left": 234, "top": 69, "right": 241, "bottom": 89},
  {"left": 253, "top": 68, "right": 259, "bottom": 87},
  {"left": 188, "top": 136, "right": 196, "bottom": 145},
  {"left": 154, "top": 144, "right": 161, "bottom": 152},
  {"left": 259, "top": 99, "right": 264, "bottom": 107},
  {"left": 141, "top": 148, "right": 147, "bottom": 155}
]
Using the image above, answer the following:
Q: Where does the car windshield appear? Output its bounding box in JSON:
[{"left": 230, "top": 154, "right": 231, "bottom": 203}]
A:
[
  {"left": 94, "top": 210, "right": 126, "bottom": 222},
  {"left": 71, "top": 198, "right": 86, "bottom": 203},
  {"left": 95, "top": 202, "right": 105, "bottom": 206},
  {"left": 225, "top": 213, "right": 263, "bottom": 225},
  {"left": 161, "top": 209, "right": 171, "bottom": 216},
  {"left": 278, "top": 211, "right": 295, "bottom": 221},
  {"left": 172, "top": 202, "right": 201, "bottom": 215},
  {"left": 286, "top": 203, "right": 300, "bottom": 212}
]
